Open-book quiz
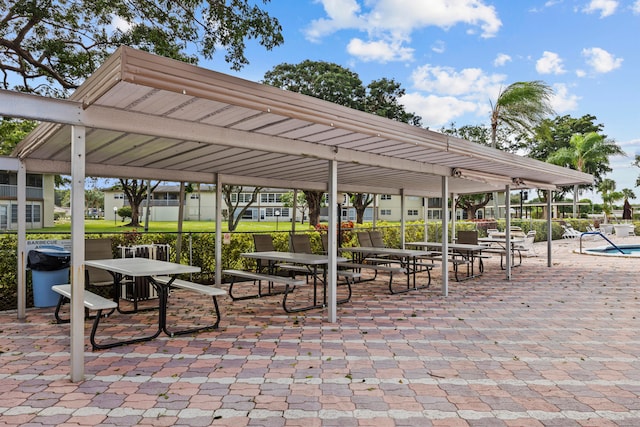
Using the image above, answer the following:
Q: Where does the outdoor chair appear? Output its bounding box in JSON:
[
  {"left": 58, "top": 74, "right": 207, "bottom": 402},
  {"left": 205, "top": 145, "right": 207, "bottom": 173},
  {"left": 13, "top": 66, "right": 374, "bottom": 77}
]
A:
[
  {"left": 356, "top": 231, "right": 374, "bottom": 247},
  {"left": 456, "top": 230, "right": 478, "bottom": 245},
  {"left": 289, "top": 234, "right": 314, "bottom": 254},
  {"left": 85, "top": 238, "right": 116, "bottom": 293},
  {"left": 252, "top": 234, "right": 276, "bottom": 274},
  {"left": 561, "top": 224, "right": 581, "bottom": 239},
  {"left": 515, "top": 230, "right": 538, "bottom": 257},
  {"left": 369, "top": 230, "right": 386, "bottom": 248}
]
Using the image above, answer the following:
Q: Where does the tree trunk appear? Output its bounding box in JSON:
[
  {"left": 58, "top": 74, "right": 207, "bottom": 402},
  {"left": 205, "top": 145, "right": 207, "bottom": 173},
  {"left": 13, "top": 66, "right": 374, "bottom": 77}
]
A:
[{"left": 304, "top": 190, "right": 324, "bottom": 226}]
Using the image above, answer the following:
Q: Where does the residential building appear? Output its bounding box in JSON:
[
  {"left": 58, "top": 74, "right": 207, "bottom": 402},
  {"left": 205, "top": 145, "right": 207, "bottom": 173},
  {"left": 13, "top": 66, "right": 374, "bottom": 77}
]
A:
[{"left": 0, "top": 171, "right": 54, "bottom": 229}]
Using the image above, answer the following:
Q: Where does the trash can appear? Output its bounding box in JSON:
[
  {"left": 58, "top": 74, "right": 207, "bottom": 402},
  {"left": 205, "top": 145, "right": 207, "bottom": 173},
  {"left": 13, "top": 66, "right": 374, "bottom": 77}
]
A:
[{"left": 28, "top": 245, "right": 71, "bottom": 308}]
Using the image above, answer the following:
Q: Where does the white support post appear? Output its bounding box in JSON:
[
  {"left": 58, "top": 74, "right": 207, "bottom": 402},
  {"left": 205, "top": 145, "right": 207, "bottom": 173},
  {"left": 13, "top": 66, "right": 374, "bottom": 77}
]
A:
[
  {"left": 70, "top": 125, "right": 86, "bottom": 382},
  {"left": 17, "top": 161, "right": 26, "bottom": 319},
  {"left": 400, "top": 189, "right": 406, "bottom": 247},
  {"left": 505, "top": 184, "right": 511, "bottom": 280},
  {"left": 423, "top": 197, "right": 429, "bottom": 242},
  {"left": 441, "top": 176, "right": 449, "bottom": 297},
  {"left": 451, "top": 193, "right": 457, "bottom": 241},
  {"left": 292, "top": 189, "right": 298, "bottom": 233},
  {"left": 547, "top": 190, "right": 553, "bottom": 268},
  {"left": 327, "top": 160, "right": 338, "bottom": 322},
  {"left": 372, "top": 194, "right": 377, "bottom": 228},
  {"left": 215, "top": 175, "right": 222, "bottom": 286}
]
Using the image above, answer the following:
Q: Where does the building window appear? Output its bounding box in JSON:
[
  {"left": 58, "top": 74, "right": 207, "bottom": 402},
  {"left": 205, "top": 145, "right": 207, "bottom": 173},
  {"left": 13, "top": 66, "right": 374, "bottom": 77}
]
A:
[
  {"left": 260, "top": 193, "right": 283, "bottom": 203},
  {"left": 265, "top": 207, "right": 289, "bottom": 217},
  {"left": 407, "top": 209, "right": 419, "bottom": 216},
  {"left": 114, "top": 193, "right": 124, "bottom": 200},
  {"left": 190, "top": 194, "right": 199, "bottom": 199},
  {"left": 380, "top": 209, "right": 391, "bottom": 216},
  {"left": 428, "top": 198, "right": 442, "bottom": 208},
  {"left": 10, "top": 204, "right": 40, "bottom": 223},
  {"left": 380, "top": 194, "right": 392, "bottom": 200}
]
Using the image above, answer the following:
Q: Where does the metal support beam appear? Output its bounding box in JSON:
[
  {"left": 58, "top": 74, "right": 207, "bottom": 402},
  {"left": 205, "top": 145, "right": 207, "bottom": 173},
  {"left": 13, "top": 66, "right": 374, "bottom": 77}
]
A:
[
  {"left": 441, "top": 176, "right": 449, "bottom": 297},
  {"left": 70, "top": 125, "right": 86, "bottom": 382},
  {"left": 327, "top": 160, "right": 339, "bottom": 323},
  {"left": 17, "top": 161, "right": 26, "bottom": 319},
  {"left": 215, "top": 175, "right": 222, "bottom": 286}
]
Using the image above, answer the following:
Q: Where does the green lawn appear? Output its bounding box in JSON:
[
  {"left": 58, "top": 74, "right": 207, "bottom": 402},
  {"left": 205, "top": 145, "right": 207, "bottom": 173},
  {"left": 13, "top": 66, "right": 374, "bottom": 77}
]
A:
[{"left": 34, "top": 219, "right": 319, "bottom": 233}]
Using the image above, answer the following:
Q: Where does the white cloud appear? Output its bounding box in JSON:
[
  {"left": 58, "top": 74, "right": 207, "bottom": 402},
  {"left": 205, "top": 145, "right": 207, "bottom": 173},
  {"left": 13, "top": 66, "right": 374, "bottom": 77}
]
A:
[
  {"left": 582, "top": 47, "right": 623, "bottom": 73},
  {"left": 550, "top": 83, "right": 580, "bottom": 113},
  {"left": 400, "top": 92, "right": 479, "bottom": 127},
  {"left": 493, "top": 53, "right": 512, "bottom": 67},
  {"left": 633, "top": 0, "right": 640, "bottom": 14},
  {"left": 346, "top": 38, "right": 414, "bottom": 62},
  {"left": 536, "top": 51, "right": 566, "bottom": 75},
  {"left": 403, "top": 64, "right": 513, "bottom": 127},
  {"left": 305, "top": 0, "right": 502, "bottom": 62},
  {"left": 575, "top": 69, "right": 587, "bottom": 78},
  {"left": 583, "top": 0, "right": 619, "bottom": 17},
  {"left": 111, "top": 15, "right": 134, "bottom": 32},
  {"left": 432, "top": 40, "right": 446, "bottom": 54},
  {"left": 410, "top": 64, "right": 505, "bottom": 98}
]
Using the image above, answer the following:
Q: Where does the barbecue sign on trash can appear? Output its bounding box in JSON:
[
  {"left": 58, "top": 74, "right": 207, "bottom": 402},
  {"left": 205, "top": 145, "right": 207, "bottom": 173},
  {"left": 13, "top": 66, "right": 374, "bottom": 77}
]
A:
[{"left": 27, "top": 244, "right": 71, "bottom": 308}]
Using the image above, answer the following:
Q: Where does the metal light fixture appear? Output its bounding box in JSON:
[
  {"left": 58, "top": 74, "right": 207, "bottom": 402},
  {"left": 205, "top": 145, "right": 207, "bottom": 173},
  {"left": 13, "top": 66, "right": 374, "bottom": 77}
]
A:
[
  {"left": 451, "top": 168, "right": 511, "bottom": 186},
  {"left": 511, "top": 177, "right": 557, "bottom": 191}
]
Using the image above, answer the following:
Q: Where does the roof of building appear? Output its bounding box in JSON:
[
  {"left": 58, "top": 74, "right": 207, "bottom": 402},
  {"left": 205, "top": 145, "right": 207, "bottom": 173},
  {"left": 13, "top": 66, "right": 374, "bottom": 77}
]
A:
[{"left": 7, "top": 46, "right": 592, "bottom": 196}]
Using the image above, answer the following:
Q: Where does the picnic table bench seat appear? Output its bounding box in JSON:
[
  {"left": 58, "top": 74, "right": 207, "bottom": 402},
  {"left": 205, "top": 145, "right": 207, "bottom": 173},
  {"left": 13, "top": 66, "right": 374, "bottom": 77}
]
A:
[
  {"left": 153, "top": 276, "right": 225, "bottom": 336},
  {"left": 52, "top": 284, "right": 118, "bottom": 351}
]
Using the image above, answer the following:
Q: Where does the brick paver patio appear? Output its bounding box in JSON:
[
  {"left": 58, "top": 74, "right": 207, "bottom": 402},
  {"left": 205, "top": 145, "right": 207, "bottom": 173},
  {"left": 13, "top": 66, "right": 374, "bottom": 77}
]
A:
[{"left": 1, "top": 236, "right": 639, "bottom": 426}]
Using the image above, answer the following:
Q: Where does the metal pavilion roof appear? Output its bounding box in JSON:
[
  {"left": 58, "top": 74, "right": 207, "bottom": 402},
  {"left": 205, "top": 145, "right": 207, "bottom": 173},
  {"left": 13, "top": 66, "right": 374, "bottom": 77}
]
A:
[{"left": 12, "top": 46, "right": 592, "bottom": 195}]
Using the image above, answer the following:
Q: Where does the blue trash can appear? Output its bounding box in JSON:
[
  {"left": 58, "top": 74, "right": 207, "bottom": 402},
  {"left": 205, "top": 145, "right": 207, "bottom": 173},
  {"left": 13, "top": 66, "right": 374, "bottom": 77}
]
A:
[{"left": 28, "top": 246, "right": 71, "bottom": 308}]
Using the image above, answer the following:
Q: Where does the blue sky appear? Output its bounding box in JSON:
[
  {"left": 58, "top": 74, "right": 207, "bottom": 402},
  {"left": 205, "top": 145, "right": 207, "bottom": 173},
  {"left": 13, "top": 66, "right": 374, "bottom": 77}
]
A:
[{"left": 199, "top": 0, "right": 640, "bottom": 202}]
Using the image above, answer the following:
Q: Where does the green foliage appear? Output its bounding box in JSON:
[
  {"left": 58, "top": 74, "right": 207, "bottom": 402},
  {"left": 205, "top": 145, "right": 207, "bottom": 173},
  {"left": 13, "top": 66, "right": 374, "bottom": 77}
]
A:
[
  {"left": 491, "top": 80, "right": 554, "bottom": 146},
  {"left": 117, "top": 206, "right": 132, "bottom": 220},
  {"left": 527, "top": 114, "right": 605, "bottom": 161},
  {"left": 0, "top": 118, "right": 37, "bottom": 155},
  {"left": 546, "top": 132, "right": 624, "bottom": 186},
  {"left": 441, "top": 122, "right": 522, "bottom": 153},
  {"left": 1, "top": 0, "right": 283, "bottom": 96}
]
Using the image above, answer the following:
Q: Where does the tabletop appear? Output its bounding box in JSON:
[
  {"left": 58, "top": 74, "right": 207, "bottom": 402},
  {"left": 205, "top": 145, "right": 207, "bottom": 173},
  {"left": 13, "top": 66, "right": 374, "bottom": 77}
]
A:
[
  {"left": 405, "top": 241, "right": 486, "bottom": 251},
  {"left": 478, "top": 237, "right": 525, "bottom": 244},
  {"left": 85, "top": 258, "right": 201, "bottom": 277},
  {"left": 241, "top": 251, "right": 346, "bottom": 265},
  {"left": 340, "top": 246, "right": 432, "bottom": 257}
]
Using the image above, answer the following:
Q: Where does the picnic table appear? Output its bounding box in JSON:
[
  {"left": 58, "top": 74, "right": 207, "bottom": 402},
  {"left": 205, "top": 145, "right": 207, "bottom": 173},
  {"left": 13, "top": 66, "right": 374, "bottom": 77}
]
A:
[{"left": 404, "top": 241, "right": 486, "bottom": 281}]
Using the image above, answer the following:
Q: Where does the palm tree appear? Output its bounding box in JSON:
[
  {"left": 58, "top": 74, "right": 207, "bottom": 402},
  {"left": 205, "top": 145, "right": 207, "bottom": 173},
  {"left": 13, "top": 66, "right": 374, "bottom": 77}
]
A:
[
  {"left": 597, "top": 179, "right": 623, "bottom": 223},
  {"left": 489, "top": 81, "right": 554, "bottom": 217},
  {"left": 490, "top": 81, "right": 555, "bottom": 147},
  {"left": 547, "top": 132, "right": 624, "bottom": 216}
]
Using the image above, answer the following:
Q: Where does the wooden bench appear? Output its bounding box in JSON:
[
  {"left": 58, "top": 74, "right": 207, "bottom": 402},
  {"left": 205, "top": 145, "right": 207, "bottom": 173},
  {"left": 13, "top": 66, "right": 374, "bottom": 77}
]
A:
[
  {"left": 52, "top": 284, "right": 118, "bottom": 351},
  {"left": 153, "top": 276, "right": 226, "bottom": 336}
]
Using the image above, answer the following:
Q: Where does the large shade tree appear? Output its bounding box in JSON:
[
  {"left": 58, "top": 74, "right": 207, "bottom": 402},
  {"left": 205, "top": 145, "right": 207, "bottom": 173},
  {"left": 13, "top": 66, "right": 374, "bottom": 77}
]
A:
[
  {"left": 1, "top": 0, "right": 283, "bottom": 225},
  {"left": 262, "top": 60, "right": 421, "bottom": 226},
  {"left": 1, "top": 0, "right": 283, "bottom": 96}
]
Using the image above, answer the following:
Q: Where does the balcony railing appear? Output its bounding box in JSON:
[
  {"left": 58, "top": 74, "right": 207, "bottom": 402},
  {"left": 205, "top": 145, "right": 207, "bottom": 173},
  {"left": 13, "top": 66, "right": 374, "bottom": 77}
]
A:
[{"left": 0, "top": 184, "right": 43, "bottom": 199}]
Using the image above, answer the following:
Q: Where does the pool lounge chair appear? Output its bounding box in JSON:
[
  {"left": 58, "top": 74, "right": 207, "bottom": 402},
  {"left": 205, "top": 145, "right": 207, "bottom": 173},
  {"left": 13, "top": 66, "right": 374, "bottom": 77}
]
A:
[{"left": 561, "top": 225, "right": 581, "bottom": 239}]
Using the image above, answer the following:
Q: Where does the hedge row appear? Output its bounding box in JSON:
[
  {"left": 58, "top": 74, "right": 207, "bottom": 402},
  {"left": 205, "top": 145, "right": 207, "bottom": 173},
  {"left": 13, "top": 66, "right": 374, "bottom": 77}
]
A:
[{"left": 1, "top": 219, "right": 633, "bottom": 311}]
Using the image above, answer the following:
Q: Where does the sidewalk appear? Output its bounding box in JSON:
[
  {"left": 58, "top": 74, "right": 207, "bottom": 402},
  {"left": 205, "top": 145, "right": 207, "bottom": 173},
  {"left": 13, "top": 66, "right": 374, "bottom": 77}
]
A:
[{"left": 1, "top": 236, "right": 639, "bottom": 426}]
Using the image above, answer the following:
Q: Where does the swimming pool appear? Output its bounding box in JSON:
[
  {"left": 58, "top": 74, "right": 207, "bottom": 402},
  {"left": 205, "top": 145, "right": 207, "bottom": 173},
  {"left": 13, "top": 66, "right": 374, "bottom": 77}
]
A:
[{"left": 582, "top": 244, "right": 640, "bottom": 257}]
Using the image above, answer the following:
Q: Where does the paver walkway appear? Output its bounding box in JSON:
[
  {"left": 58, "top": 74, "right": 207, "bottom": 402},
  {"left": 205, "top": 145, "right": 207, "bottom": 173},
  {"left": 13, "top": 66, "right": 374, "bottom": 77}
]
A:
[{"left": 1, "top": 236, "right": 639, "bottom": 426}]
